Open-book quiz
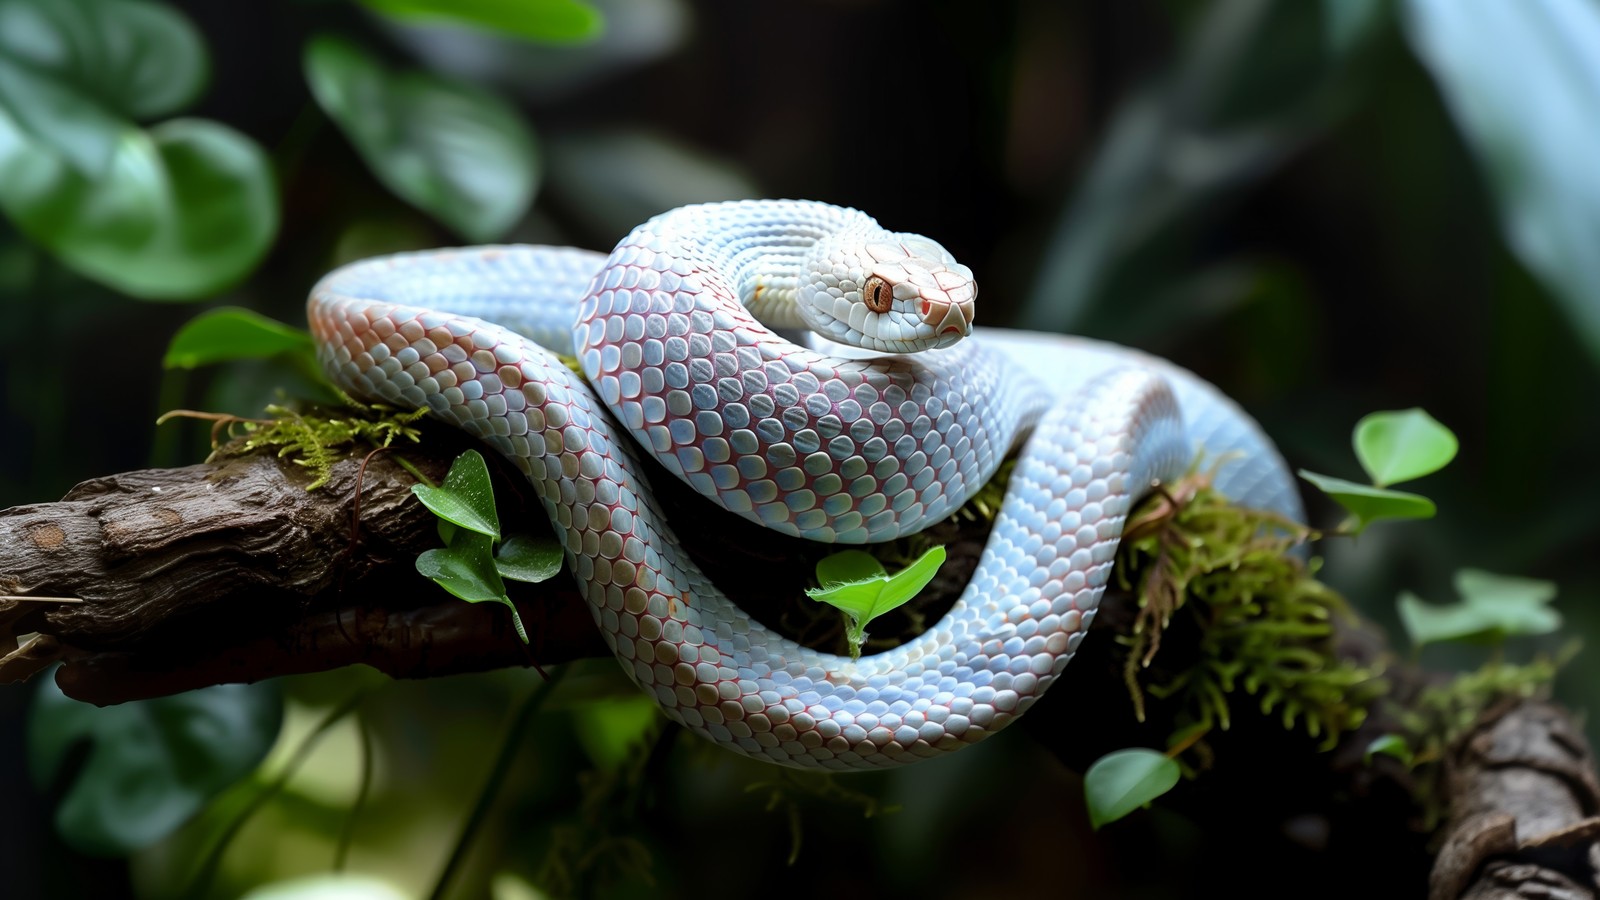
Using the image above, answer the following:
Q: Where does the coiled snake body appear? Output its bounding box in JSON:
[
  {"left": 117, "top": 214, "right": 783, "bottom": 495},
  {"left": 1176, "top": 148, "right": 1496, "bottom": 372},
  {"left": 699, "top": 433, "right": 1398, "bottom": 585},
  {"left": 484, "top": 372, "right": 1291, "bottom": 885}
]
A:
[{"left": 309, "top": 200, "right": 1301, "bottom": 771}]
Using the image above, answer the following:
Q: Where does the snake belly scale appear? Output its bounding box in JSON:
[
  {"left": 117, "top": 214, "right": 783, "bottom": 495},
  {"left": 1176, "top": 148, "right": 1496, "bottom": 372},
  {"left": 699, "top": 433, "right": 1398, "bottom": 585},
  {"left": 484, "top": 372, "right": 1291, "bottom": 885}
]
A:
[{"left": 309, "top": 200, "right": 1302, "bottom": 770}]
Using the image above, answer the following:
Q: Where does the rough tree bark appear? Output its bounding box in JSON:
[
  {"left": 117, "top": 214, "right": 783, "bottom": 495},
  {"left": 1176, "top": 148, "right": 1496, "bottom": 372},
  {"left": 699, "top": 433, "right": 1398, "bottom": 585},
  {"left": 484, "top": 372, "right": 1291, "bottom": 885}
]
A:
[{"left": 1, "top": 429, "right": 1594, "bottom": 898}]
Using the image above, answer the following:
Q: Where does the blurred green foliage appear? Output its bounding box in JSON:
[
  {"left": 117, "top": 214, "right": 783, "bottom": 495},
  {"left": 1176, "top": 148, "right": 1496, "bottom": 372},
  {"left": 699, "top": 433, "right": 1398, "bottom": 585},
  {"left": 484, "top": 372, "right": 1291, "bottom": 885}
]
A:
[
  {"left": 304, "top": 35, "right": 539, "bottom": 242},
  {"left": 2, "top": 0, "right": 1598, "bottom": 897},
  {"left": 28, "top": 675, "right": 282, "bottom": 857},
  {"left": 0, "top": 0, "right": 276, "bottom": 298}
]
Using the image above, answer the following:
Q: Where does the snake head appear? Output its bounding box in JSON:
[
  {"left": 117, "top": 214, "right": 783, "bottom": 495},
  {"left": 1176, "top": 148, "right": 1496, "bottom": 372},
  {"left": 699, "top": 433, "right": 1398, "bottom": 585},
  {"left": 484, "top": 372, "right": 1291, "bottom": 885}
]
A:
[{"left": 799, "top": 231, "right": 976, "bottom": 353}]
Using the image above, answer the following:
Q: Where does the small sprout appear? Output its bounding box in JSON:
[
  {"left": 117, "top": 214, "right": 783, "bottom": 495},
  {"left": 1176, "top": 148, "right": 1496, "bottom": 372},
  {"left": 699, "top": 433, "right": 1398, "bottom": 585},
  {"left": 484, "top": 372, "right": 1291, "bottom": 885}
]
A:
[
  {"left": 1299, "top": 408, "right": 1458, "bottom": 533},
  {"left": 1084, "top": 748, "right": 1180, "bottom": 830},
  {"left": 1364, "top": 734, "right": 1414, "bottom": 767},
  {"left": 413, "top": 450, "right": 565, "bottom": 643},
  {"left": 1397, "top": 569, "right": 1561, "bottom": 648},
  {"left": 805, "top": 546, "right": 946, "bottom": 660}
]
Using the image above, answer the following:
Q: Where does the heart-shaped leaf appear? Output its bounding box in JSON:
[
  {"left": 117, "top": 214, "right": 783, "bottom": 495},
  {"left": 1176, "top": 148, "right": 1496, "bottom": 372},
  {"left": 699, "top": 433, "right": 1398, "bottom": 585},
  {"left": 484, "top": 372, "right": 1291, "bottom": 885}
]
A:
[
  {"left": 304, "top": 35, "right": 538, "bottom": 243},
  {"left": 0, "top": 0, "right": 276, "bottom": 298},
  {"left": 1084, "top": 748, "right": 1180, "bottom": 830},
  {"left": 1353, "top": 408, "right": 1457, "bottom": 487},
  {"left": 0, "top": 116, "right": 277, "bottom": 299},
  {"left": 356, "top": 0, "right": 604, "bottom": 44},
  {"left": 28, "top": 675, "right": 282, "bottom": 856},
  {"left": 0, "top": 0, "right": 206, "bottom": 178},
  {"left": 1405, "top": 0, "right": 1600, "bottom": 364}
]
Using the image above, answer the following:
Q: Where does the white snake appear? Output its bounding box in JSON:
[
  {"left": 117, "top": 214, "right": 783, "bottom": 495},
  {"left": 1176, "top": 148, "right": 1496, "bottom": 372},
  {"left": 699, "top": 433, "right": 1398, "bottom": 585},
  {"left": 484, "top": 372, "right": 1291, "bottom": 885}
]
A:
[{"left": 308, "top": 200, "right": 1302, "bottom": 770}]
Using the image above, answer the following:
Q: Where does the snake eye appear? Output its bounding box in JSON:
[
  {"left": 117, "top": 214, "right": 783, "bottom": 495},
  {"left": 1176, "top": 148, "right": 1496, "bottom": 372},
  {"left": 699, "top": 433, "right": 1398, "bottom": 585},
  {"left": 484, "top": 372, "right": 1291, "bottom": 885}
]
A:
[{"left": 863, "top": 275, "right": 893, "bottom": 313}]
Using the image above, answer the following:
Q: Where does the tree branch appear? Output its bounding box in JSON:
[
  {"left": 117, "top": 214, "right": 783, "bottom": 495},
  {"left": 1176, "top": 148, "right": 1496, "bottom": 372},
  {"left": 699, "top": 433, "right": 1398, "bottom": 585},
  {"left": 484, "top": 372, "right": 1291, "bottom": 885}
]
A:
[{"left": 1, "top": 430, "right": 1595, "bottom": 897}]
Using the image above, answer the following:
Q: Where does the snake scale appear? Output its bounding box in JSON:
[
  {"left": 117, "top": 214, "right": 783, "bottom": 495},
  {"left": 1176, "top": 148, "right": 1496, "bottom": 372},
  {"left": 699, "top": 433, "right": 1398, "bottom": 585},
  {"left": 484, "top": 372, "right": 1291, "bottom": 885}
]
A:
[{"left": 308, "top": 200, "right": 1302, "bottom": 771}]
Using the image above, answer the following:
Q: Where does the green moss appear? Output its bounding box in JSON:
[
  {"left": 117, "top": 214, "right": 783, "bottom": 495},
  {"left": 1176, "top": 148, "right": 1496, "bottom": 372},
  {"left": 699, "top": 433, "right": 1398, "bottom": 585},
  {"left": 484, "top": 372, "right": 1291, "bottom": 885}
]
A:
[
  {"left": 1389, "top": 648, "right": 1573, "bottom": 827},
  {"left": 1115, "top": 467, "right": 1388, "bottom": 757},
  {"left": 162, "top": 400, "right": 429, "bottom": 490},
  {"left": 1116, "top": 463, "right": 1568, "bottom": 813}
]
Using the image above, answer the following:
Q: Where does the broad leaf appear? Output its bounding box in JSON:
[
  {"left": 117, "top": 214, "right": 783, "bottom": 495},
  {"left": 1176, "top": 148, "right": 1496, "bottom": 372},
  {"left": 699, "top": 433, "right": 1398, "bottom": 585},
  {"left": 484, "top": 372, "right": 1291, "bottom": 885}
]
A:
[
  {"left": 1353, "top": 408, "right": 1457, "bottom": 487},
  {"left": 0, "top": 0, "right": 275, "bottom": 298},
  {"left": 1404, "top": 0, "right": 1600, "bottom": 364},
  {"left": 304, "top": 35, "right": 538, "bottom": 243},
  {"left": 0, "top": 0, "right": 206, "bottom": 166},
  {"left": 356, "top": 0, "right": 604, "bottom": 44},
  {"left": 164, "top": 307, "right": 314, "bottom": 369},
  {"left": 0, "top": 116, "right": 277, "bottom": 299},
  {"left": 28, "top": 675, "right": 282, "bottom": 856},
  {"left": 1084, "top": 748, "right": 1180, "bottom": 830},
  {"left": 412, "top": 449, "right": 500, "bottom": 540}
]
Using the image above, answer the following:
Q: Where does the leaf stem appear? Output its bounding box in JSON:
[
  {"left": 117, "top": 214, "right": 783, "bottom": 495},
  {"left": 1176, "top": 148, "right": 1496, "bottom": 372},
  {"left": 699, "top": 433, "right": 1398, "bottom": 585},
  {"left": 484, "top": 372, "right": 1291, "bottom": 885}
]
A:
[
  {"left": 183, "top": 689, "right": 369, "bottom": 900},
  {"left": 427, "top": 668, "right": 569, "bottom": 900},
  {"left": 333, "top": 712, "right": 375, "bottom": 872}
]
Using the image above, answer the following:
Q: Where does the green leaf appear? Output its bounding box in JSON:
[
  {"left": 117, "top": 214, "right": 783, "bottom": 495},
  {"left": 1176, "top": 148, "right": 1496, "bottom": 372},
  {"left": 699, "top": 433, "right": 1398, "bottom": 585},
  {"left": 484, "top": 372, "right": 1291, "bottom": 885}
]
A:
[
  {"left": 1404, "top": 0, "right": 1600, "bottom": 364},
  {"left": 0, "top": 0, "right": 275, "bottom": 299},
  {"left": 415, "top": 529, "right": 527, "bottom": 643},
  {"left": 1397, "top": 571, "right": 1561, "bottom": 648},
  {"left": 1083, "top": 748, "right": 1180, "bottom": 830},
  {"left": 304, "top": 35, "right": 538, "bottom": 243},
  {"left": 0, "top": 0, "right": 207, "bottom": 168},
  {"left": 355, "top": 0, "right": 603, "bottom": 44},
  {"left": 412, "top": 449, "right": 500, "bottom": 540},
  {"left": 0, "top": 116, "right": 278, "bottom": 299},
  {"left": 805, "top": 546, "right": 946, "bottom": 659},
  {"left": 416, "top": 530, "right": 504, "bottom": 603},
  {"left": 1456, "top": 568, "right": 1558, "bottom": 605},
  {"left": 495, "top": 533, "right": 563, "bottom": 583},
  {"left": 814, "top": 549, "right": 888, "bottom": 590},
  {"left": 1364, "top": 734, "right": 1414, "bottom": 766},
  {"left": 1397, "top": 590, "right": 1495, "bottom": 646},
  {"left": 163, "top": 307, "right": 315, "bottom": 369},
  {"left": 28, "top": 675, "right": 282, "bottom": 856},
  {"left": 1353, "top": 408, "right": 1457, "bottom": 487},
  {"left": 1297, "top": 470, "right": 1437, "bottom": 531}
]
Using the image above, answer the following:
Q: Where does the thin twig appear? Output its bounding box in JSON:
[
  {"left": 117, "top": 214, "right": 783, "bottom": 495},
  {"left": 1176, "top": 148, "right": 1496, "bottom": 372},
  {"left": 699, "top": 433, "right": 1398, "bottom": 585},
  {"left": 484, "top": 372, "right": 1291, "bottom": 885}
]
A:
[
  {"left": 427, "top": 668, "right": 569, "bottom": 900},
  {"left": 183, "top": 689, "right": 370, "bottom": 900}
]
